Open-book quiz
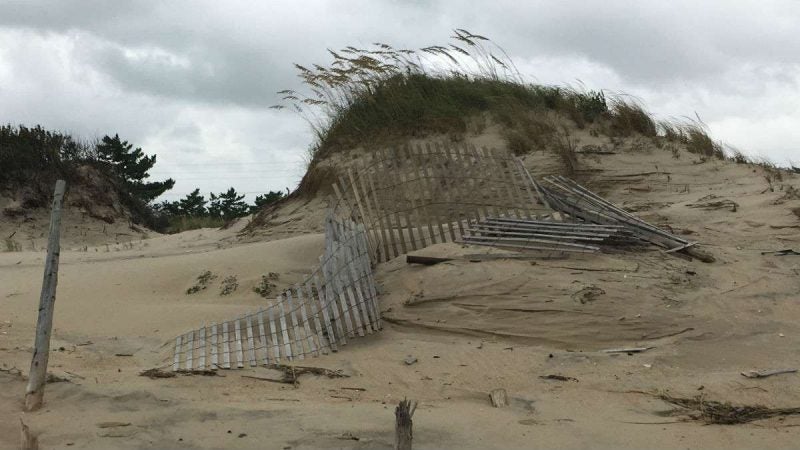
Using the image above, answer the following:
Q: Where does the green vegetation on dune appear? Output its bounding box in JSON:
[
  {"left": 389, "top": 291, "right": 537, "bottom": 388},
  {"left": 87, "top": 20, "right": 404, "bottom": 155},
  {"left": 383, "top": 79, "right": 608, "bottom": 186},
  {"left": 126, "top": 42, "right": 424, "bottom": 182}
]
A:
[
  {"left": 1, "top": 124, "right": 285, "bottom": 233},
  {"left": 275, "top": 29, "right": 734, "bottom": 194}
]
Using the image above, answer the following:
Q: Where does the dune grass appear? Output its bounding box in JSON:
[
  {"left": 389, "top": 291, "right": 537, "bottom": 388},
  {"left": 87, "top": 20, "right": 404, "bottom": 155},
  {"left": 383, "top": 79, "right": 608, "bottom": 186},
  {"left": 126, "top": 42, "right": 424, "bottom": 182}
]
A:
[
  {"left": 165, "top": 215, "right": 226, "bottom": 234},
  {"left": 276, "top": 30, "right": 756, "bottom": 194}
]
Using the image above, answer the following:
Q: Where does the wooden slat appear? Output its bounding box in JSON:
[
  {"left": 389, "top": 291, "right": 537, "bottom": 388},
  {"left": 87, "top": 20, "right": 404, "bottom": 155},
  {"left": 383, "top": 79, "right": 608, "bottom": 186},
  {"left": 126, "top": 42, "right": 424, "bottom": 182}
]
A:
[
  {"left": 331, "top": 241, "right": 356, "bottom": 337},
  {"left": 285, "top": 290, "right": 305, "bottom": 360},
  {"left": 484, "top": 146, "right": 524, "bottom": 218},
  {"left": 439, "top": 142, "right": 473, "bottom": 238},
  {"left": 268, "top": 304, "right": 281, "bottom": 362},
  {"left": 512, "top": 158, "right": 539, "bottom": 215},
  {"left": 185, "top": 331, "right": 194, "bottom": 371},
  {"left": 455, "top": 144, "right": 490, "bottom": 222},
  {"left": 304, "top": 279, "right": 329, "bottom": 354},
  {"left": 385, "top": 148, "right": 417, "bottom": 252},
  {"left": 333, "top": 226, "right": 366, "bottom": 336},
  {"left": 398, "top": 146, "right": 428, "bottom": 249},
  {"left": 349, "top": 221, "right": 376, "bottom": 332},
  {"left": 198, "top": 326, "right": 206, "bottom": 370},
  {"left": 357, "top": 165, "right": 390, "bottom": 263},
  {"left": 320, "top": 256, "right": 343, "bottom": 345},
  {"left": 245, "top": 315, "right": 256, "bottom": 367},
  {"left": 467, "top": 227, "right": 606, "bottom": 241},
  {"left": 379, "top": 151, "right": 410, "bottom": 256},
  {"left": 414, "top": 146, "right": 447, "bottom": 243},
  {"left": 319, "top": 257, "right": 346, "bottom": 346},
  {"left": 344, "top": 168, "right": 378, "bottom": 261},
  {"left": 367, "top": 171, "right": 398, "bottom": 260},
  {"left": 469, "top": 144, "right": 500, "bottom": 219},
  {"left": 516, "top": 157, "right": 551, "bottom": 210},
  {"left": 222, "top": 321, "right": 231, "bottom": 369},
  {"left": 172, "top": 335, "right": 182, "bottom": 372},
  {"left": 501, "top": 150, "right": 533, "bottom": 219},
  {"left": 257, "top": 310, "right": 269, "bottom": 365},
  {"left": 342, "top": 222, "right": 374, "bottom": 333},
  {"left": 356, "top": 223, "right": 382, "bottom": 329},
  {"left": 352, "top": 162, "right": 384, "bottom": 262},
  {"left": 429, "top": 143, "right": 459, "bottom": 242},
  {"left": 209, "top": 323, "right": 218, "bottom": 369},
  {"left": 295, "top": 285, "right": 318, "bottom": 357},
  {"left": 277, "top": 296, "right": 293, "bottom": 361},
  {"left": 313, "top": 273, "right": 338, "bottom": 351},
  {"left": 234, "top": 318, "right": 244, "bottom": 368},
  {"left": 409, "top": 144, "right": 443, "bottom": 245}
]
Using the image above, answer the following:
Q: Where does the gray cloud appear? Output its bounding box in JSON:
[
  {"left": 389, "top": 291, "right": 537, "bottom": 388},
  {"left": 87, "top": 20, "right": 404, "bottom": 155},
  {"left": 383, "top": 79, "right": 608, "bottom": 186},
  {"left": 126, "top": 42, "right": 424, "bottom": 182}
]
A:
[{"left": 1, "top": 0, "right": 798, "bottom": 202}]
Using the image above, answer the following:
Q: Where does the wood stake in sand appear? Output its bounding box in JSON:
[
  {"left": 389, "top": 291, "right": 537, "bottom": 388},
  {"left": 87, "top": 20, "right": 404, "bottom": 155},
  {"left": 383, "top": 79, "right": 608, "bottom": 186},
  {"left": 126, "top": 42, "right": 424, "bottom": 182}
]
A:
[
  {"left": 395, "top": 398, "right": 417, "bottom": 450},
  {"left": 20, "top": 418, "right": 38, "bottom": 450},
  {"left": 24, "top": 180, "right": 66, "bottom": 412}
]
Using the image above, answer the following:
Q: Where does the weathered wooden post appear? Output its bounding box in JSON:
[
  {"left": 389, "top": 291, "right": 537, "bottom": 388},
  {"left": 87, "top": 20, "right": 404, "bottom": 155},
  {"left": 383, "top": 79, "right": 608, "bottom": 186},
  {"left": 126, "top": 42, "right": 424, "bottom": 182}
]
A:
[
  {"left": 395, "top": 398, "right": 417, "bottom": 450},
  {"left": 24, "top": 180, "right": 66, "bottom": 411}
]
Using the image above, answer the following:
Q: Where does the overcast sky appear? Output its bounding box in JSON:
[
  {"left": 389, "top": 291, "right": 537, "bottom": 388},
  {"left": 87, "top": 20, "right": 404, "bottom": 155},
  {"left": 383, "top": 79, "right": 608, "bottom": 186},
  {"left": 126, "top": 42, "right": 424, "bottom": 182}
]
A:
[{"left": 2, "top": 1, "right": 798, "bottom": 202}]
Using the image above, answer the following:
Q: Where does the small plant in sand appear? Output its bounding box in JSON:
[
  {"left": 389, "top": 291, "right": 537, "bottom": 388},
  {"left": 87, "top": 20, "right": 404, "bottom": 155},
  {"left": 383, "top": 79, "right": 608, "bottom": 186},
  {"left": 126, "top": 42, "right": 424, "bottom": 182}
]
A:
[
  {"left": 186, "top": 270, "right": 216, "bottom": 295},
  {"left": 253, "top": 272, "right": 280, "bottom": 298},
  {"left": 220, "top": 275, "right": 238, "bottom": 296},
  {"left": 3, "top": 238, "right": 21, "bottom": 252}
]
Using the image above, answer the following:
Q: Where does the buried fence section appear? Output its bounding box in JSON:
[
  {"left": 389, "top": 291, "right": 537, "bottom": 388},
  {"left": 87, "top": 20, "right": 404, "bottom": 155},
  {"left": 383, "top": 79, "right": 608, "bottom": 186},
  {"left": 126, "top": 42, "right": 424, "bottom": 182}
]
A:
[
  {"left": 331, "top": 142, "right": 551, "bottom": 263},
  {"left": 168, "top": 217, "right": 381, "bottom": 371}
]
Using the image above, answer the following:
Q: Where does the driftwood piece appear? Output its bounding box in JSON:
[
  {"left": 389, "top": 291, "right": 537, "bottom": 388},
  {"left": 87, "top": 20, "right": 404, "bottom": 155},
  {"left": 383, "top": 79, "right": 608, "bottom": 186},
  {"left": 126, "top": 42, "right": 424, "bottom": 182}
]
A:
[
  {"left": 20, "top": 419, "right": 38, "bottom": 450},
  {"left": 602, "top": 347, "right": 654, "bottom": 354},
  {"left": 406, "top": 255, "right": 453, "bottom": 266},
  {"left": 741, "top": 368, "right": 797, "bottom": 379},
  {"left": 25, "top": 180, "right": 66, "bottom": 412},
  {"left": 489, "top": 388, "right": 508, "bottom": 407},
  {"left": 539, "top": 374, "right": 579, "bottom": 382},
  {"left": 395, "top": 398, "right": 417, "bottom": 450}
]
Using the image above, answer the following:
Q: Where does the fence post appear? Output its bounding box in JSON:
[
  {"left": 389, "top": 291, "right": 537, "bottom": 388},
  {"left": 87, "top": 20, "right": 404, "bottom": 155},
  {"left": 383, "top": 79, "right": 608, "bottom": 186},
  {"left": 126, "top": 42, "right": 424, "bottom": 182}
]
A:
[
  {"left": 25, "top": 180, "right": 66, "bottom": 411},
  {"left": 395, "top": 398, "right": 417, "bottom": 450}
]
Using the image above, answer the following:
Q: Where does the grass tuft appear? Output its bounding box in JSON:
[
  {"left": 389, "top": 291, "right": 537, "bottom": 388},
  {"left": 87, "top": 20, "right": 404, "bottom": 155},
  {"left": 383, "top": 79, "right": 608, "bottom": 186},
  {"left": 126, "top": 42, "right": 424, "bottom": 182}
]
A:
[
  {"left": 165, "top": 215, "right": 226, "bottom": 234},
  {"left": 609, "top": 97, "right": 657, "bottom": 137}
]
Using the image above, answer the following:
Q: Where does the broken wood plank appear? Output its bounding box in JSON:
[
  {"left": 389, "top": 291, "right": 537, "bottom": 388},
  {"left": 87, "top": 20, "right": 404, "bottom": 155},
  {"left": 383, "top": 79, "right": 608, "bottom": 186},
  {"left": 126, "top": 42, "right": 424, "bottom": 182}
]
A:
[
  {"left": 406, "top": 255, "right": 453, "bottom": 265},
  {"left": 601, "top": 347, "right": 654, "bottom": 354},
  {"left": 741, "top": 368, "right": 797, "bottom": 379},
  {"left": 489, "top": 388, "right": 508, "bottom": 408}
]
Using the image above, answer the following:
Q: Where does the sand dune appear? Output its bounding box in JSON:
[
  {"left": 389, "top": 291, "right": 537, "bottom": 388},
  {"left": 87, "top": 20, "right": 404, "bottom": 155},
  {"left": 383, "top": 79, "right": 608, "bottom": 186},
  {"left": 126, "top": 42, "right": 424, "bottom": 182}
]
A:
[{"left": 3, "top": 137, "right": 800, "bottom": 449}]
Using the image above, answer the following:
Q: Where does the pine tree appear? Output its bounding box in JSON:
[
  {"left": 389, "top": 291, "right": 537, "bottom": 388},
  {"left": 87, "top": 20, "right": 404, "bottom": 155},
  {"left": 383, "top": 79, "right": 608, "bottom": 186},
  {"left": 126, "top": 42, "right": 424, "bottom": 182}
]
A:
[
  {"left": 177, "top": 189, "right": 207, "bottom": 216},
  {"left": 208, "top": 187, "right": 249, "bottom": 220},
  {"left": 96, "top": 134, "right": 175, "bottom": 203},
  {"left": 153, "top": 200, "right": 181, "bottom": 216},
  {"left": 250, "top": 190, "right": 285, "bottom": 213}
]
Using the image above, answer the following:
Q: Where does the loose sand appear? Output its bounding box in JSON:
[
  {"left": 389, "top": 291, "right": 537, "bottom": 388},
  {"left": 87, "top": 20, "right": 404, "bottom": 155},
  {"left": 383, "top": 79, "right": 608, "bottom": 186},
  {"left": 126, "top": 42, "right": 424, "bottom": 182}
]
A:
[{"left": 2, "top": 138, "right": 800, "bottom": 449}]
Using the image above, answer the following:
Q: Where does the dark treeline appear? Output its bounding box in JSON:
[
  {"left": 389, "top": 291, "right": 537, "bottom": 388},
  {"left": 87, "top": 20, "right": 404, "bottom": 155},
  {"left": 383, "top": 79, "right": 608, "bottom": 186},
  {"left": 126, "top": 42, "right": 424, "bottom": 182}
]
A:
[{"left": 0, "top": 124, "right": 284, "bottom": 232}]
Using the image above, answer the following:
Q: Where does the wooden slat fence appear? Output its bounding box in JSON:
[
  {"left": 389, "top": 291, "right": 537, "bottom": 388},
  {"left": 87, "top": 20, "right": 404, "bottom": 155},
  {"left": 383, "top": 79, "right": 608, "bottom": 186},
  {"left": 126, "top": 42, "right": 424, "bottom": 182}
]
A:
[
  {"left": 167, "top": 217, "right": 380, "bottom": 371},
  {"left": 330, "top": 142, "right": 550, "bottom": 263}
]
